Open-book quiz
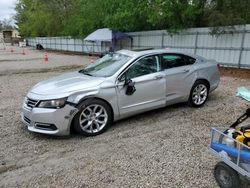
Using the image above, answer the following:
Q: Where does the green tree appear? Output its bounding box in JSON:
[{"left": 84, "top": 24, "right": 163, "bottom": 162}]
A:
[
  {"left": 207, "top": 0, "right": 250, "bottom": 33},
  {"left": 14, "top": 0, "right": 250, "bottom": 37}
]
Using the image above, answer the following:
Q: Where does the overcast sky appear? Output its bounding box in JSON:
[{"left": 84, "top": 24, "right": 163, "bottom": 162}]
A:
[{"left": 0, "top": 0, "right": 17, "bottom": 21}]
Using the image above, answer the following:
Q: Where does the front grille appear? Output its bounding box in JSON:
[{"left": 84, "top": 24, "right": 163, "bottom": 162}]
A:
[
  {"left": 26, "top": 98, "right": 39, "bottom": 108},
  {"left": 24, "top": 116, "right": 31, "bottom": 124}
]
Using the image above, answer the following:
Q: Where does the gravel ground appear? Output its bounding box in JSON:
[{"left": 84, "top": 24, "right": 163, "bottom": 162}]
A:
[{"left": 0, "top": 46, "right": 250, "bottom": 187}]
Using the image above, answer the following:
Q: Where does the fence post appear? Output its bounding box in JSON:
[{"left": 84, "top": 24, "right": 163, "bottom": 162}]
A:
[
  {"left": 129, "top": 35, "right": 133, "bottom": 50},
  {"left": 82, "top": 39, "right": 84, "bottom": 53},
  {"left": 55, "top": 38, "right": 58, "bottom": 50},
  {"left": 66, "top": 38, "right": 68, "bottom": 51},
  {"left": 194, "top": 31, "right": 198, "bottom": 54},
  {"left": 161, "top": 33, "right": 164, "bottom": 48},
  {"left": 138, "top": 34, "right": 140, "bottom": 49},
  {"left": 74, "top": 38, "right": 76, "bottom": 52},
  {"left": 60, "top": 38, "right": 62, "bottom": 50},
  {"left": 238, "top": 29, "right": 246, "bottom": 68}
]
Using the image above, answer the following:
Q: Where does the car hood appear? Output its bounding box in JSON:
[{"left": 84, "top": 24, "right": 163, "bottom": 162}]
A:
[{"left": 30, "top": 72, "right": 106, "bottom": 95}]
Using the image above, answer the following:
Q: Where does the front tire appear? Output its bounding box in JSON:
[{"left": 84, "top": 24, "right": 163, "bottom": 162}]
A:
[
  {"left": 188, "top": 80, "right": 209, "bottom": 107},
  {"left": 73, "top": 99, "right": 112, "bottom": 136}
]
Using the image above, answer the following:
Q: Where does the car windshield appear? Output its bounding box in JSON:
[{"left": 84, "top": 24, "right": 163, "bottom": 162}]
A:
[{"left": 79, "top": 53, "right": 131, "bottom": 77}]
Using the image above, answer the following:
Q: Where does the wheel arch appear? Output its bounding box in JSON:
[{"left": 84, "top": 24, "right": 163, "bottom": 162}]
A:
[
  {"left": 194, "top": 78, "right": 210, "bottom": 91},
  {"left": 70, "top": 96, "right": 114, "bottom": 133}
]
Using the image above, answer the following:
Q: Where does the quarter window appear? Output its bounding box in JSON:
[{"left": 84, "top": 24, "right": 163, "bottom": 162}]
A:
[
  {"left": 185, "top": 56, "right": 196, "bottom": 65},
  {"left": 126, "top": 55, "right": 160, "bottom": 79}
]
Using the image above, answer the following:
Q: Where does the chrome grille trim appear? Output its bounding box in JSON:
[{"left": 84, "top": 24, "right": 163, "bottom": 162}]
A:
[
  {"left": 24, "top": 116, "right": 31, "bottom": 124},
  {"left": 26, "top": 98, "right": 39, "bottom": 108}
]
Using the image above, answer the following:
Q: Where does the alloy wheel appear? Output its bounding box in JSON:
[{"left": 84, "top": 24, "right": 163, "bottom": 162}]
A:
[
  {"left": 192, "top": 84, "right": 208, "bottom": 105},
  {"left": 79, "top": 104, "right": 108, "bottom": 134}
]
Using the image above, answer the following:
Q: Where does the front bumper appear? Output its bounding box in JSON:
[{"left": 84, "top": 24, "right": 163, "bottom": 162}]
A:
[{"left": 21, "top": 103, "right": 78, "bottom": 136}]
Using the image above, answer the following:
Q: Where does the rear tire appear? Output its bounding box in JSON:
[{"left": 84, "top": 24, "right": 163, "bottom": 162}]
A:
[
  {"left": 214, "top": 162, "right": 241, "bottom": 188},
  {"left": 188, "top": 80, "right": 209, "bottom": 107},
  {"left": 73, "top": 99, "right": 112, "bottom": 136}
]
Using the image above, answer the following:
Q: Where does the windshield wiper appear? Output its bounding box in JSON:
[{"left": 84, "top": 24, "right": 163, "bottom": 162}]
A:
[
  {"left": 83, "top": 73, "right": 93, "bottom": 76},
  {"left": 79, "top": 70, "right": 93, "bottom": 76}
]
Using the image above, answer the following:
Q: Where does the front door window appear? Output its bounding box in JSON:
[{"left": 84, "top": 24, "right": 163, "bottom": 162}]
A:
[{"left": 126, "top": 55, "right": 160, "bottom": 79}]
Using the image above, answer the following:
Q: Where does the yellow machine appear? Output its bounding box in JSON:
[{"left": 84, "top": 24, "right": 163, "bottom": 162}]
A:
[
  {"left": 221, "top": 108, "right": 250, "bottom": 147},
  {"left": 234, "top": 126, "right": 250, "bottom": 146}
]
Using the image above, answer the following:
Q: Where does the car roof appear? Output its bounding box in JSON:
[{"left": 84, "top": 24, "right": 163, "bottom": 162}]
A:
[{"left": 117, "top": 49, "right": 207, "bottom": 61}]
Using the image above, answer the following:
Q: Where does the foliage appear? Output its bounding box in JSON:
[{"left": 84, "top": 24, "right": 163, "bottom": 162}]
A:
[
  {"left": 207, "top": 0, "right": 250, "bottom": 34},
  {"left": 15, "top": 0, "right": 250, "bottom": 37}
]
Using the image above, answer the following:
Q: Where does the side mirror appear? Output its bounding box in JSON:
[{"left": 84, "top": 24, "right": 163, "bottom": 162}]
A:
[
  {"left": 119, "top": 73, "right": 136, "bottom": 95},
  {"left": 125, "top": 79, "right": 136, "bottom": 95}
]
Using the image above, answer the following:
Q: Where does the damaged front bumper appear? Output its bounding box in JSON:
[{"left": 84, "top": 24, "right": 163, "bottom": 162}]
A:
[{"left": 21, "top": 103, "right": 78, "bottom": 136}]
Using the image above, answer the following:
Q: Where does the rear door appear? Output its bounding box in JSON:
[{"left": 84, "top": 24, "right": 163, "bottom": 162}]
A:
[{"left": 160, "top": 53, "right": 197, "bottom": 103}]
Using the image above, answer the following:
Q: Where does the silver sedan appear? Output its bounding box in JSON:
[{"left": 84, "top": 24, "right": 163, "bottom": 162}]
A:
[{"left": 21, "top": 49, "right": 220, "bottom": 136}]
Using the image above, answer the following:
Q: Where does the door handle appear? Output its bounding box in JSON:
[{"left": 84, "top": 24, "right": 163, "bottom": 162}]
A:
[
  {"left": 183, "top": 69, "right": 190, "bottom": 73},
  {"left": 154, "top": 75, "right": 164, "bottom": 80}
]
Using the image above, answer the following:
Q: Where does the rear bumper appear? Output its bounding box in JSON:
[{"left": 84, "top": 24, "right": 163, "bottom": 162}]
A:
[
  {"left": 210, "top": 79, "right": 220, "bottom": 92},
  {"left": 210, "top": 71, "right": 220, "bottom": 92},
  {"left": 21, "top": 103, "right": 78, "bottom": 136}
]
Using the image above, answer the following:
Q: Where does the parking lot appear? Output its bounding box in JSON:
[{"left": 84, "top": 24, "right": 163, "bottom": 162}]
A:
[{"left": 0, "top": 44, "right": 250, "bottom": 187}]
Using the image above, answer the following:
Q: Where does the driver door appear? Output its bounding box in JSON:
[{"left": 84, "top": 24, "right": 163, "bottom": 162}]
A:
[{"left": 116, "top": 55, "right": 166, "bottom": 117}]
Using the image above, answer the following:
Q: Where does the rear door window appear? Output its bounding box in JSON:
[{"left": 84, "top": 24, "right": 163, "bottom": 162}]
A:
[{"left": 161, "top": 54, "right": 196, "bottom": 69}]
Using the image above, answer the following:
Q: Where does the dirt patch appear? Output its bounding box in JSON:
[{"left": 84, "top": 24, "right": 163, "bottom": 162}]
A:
[{"left": 219, "top": 67, "right": 250, "bottom": 79}]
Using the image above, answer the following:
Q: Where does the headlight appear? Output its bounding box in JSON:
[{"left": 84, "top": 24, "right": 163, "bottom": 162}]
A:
[{"left": 37, "top": 98, "right": 67, "bottom": 109}]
